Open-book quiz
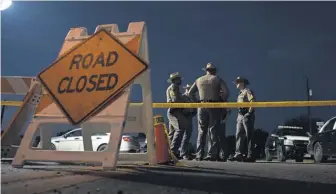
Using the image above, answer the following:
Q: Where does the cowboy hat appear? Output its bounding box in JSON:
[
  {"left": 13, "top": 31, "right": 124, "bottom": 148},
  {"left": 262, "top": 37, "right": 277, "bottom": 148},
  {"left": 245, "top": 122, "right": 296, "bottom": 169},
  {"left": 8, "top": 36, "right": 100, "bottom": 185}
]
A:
[
  {"left": 233, "top": 76, "right": 250, "bottom": 85},
  {"left": 167, "top": 72, "right": 183, "bottom": 83},
  {"left": 202, "top": 62, "right": 216, "bottom": 71},
  {"left": 183, "top": 84, "right": 191, "bottom": 89}
]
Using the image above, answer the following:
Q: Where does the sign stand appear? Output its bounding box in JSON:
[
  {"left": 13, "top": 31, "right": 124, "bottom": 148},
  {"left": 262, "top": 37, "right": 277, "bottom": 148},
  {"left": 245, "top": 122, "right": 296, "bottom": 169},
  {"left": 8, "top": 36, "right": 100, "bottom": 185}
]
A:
[
  {"left": 1, "top": 78, "right": 42, "bottom": 159},
  {"left": 9, "top": 22, "right": 156, "bottom": 169}
]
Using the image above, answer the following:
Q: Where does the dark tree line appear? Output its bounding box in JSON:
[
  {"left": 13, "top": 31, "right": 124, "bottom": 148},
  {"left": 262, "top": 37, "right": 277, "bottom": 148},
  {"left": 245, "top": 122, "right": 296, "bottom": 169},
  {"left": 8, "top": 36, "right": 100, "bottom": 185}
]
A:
[{"left": 284, "top": 114, "right": 323, "bottom": 134}]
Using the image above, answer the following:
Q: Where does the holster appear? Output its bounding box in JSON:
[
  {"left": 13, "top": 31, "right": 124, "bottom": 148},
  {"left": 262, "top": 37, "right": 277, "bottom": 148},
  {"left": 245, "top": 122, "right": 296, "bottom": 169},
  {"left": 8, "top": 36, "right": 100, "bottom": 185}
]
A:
[
  {"left": 221, "top": 108, "right": 228, "bottom": 121},
  {"left": 169, "top": 108, "right": 181, "bottom": 115},
  {"left": 238, "top": 108, "right": 248, "bottom": 115}
]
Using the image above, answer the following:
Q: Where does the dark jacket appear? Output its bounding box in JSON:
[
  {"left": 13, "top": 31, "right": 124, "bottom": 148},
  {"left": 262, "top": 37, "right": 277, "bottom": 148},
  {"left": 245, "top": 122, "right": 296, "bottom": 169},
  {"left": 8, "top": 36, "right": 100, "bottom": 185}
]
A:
[
  {"left": 220, "top": 96, "right": 228, "bottom": 121},
  {"left": 182, "top": 93, "right": 197, "bottom": 117}
]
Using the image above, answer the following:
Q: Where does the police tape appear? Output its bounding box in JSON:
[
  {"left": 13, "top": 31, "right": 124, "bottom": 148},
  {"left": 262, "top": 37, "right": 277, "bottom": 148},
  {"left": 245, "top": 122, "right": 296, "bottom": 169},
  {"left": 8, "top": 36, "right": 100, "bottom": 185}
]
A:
[
  {"left": 1, "top": 101, "right": 22, "bottom": 107},
  {"left": 153, "top": 115, "right": 164, "bottom": 125},
  {"left": 152, "top": 100, "right": 336, "bottom": 108},
  {"left": 2, "top": 100, "right": 336, "bottom": 108}
]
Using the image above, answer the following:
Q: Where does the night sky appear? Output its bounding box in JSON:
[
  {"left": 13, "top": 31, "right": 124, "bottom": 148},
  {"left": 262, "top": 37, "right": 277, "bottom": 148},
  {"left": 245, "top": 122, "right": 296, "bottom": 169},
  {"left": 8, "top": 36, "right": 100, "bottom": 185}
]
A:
[{"left": 1, "top": 1, "right": 336, "bottom": 142}]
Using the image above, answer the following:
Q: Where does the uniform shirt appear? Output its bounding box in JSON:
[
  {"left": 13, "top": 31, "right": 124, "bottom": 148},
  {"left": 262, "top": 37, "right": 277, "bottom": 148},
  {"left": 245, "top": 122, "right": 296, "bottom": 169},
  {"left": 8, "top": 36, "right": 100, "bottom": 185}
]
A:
[
  {"left": 166, "top": 84, "right": 183, "bottom": 103},
  {"left": 237, "top": 87, "right": 256, "bottom": 113},
  {"left": 166, "top": 84, "right": 183, "bottom": 113},
  {"left": 237, "top": 88, "right": 255, "bottom": 102},
  {"left": 188, "top": 74, "right": 229, "bottom": 102}
]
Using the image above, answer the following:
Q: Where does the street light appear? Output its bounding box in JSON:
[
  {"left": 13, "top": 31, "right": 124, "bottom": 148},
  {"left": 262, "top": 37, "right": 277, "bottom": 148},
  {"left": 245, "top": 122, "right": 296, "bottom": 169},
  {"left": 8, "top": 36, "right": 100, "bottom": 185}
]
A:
[
  {"left": 306, "top": 76, "right": 313, "bottom": 134},
  {"left": 0, "top": 0, "right": 12, "bottom": 11}
]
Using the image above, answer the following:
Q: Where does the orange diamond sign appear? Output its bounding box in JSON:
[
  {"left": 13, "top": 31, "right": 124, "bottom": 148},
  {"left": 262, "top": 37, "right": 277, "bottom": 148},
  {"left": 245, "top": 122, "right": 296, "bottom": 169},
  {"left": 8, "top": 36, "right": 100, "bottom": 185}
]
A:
[{"left": 37, "top": 29, "right": 148, "bottom": 125}]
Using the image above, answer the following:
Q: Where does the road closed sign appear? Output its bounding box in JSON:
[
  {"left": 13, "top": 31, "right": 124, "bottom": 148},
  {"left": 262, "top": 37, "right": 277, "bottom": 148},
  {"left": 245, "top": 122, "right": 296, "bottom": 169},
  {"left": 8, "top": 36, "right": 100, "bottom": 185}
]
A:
[{"left": 37, "top": 29, "right": 148, "bottom": 125}]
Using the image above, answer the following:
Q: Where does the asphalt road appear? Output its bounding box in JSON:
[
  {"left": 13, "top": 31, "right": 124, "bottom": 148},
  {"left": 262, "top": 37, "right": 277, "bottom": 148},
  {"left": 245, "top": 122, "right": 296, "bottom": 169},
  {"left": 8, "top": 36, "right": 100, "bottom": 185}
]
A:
[{"left": 1, "top": 160, "right": 336, "bottom": 194}]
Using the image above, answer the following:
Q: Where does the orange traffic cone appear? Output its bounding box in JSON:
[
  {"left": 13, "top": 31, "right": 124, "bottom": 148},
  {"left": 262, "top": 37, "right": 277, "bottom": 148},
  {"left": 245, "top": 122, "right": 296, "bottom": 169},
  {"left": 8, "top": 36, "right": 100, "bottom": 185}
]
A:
[{"left": 153, "top": 115, "right": 171, "bottom": 164}]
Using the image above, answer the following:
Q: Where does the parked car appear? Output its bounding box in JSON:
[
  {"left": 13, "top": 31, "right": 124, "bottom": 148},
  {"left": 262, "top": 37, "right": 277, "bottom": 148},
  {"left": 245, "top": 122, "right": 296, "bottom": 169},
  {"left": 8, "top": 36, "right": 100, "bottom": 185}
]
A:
[
  {"left": 307, "top": 116, "right": 336, "bottom": 163},
  {"left": 265, "top": 126, "right": 310, "bottom": 162},
  {"left": 123, "top": 132, "right": 147, "bottom": 153},
  {"left": 50, "top": 128, "right": 140, "bottom": 153},
  {"left": 142, "top": 138, "right": 147, "bottom": 153}
]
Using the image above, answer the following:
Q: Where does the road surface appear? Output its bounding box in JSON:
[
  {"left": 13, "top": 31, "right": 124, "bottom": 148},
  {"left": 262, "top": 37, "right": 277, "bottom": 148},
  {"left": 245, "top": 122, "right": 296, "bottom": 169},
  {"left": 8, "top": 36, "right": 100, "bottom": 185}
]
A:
[{"left": 1, "top": 160, "right": 336, "bottom": 194}]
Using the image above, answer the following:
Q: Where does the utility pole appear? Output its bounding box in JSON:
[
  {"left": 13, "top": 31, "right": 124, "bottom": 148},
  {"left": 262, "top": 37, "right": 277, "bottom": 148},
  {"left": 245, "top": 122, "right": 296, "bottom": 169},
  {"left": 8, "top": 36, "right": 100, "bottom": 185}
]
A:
[
  {"left": 306, "top": 77, "right": 313, "bottom": 134},
  {"left": 1, "top": 103, "right": 6, "bottom": 126}
]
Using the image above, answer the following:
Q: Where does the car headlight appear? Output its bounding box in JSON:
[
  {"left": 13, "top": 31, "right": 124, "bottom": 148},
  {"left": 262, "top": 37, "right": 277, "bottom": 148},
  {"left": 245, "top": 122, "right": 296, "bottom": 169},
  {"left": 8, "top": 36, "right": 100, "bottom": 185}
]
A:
[{"left": 284, "top": 139, "right": 293, "bottom": 146}]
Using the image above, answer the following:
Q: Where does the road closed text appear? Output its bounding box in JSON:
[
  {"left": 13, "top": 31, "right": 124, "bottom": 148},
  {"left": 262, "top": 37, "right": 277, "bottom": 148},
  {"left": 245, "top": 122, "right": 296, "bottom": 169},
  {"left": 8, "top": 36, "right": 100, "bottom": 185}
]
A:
[{"left": 57, "top": 51, "right": 119, "bottom": 94}]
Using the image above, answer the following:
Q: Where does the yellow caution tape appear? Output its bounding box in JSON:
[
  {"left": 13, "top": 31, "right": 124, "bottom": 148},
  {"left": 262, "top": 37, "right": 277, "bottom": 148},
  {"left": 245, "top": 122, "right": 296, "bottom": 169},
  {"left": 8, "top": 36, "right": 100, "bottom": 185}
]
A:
[
  {"left": 1, "top": 101, "right": 22, "bottom": 107},
  {"left": 152, "top": 101, "right": 336, "bottom": 108},
  {"left": 2, "top": 100, "right": 336, "bottom": 108},
  {"left": 153, "top": 115, "right": 164, "bottom": 125}
]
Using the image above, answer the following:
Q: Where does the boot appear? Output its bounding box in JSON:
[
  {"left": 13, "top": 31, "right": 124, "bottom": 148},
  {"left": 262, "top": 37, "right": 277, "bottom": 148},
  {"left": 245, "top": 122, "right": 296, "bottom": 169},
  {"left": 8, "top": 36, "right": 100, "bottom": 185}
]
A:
[
  {"left": 244, "top": 154, "right": 256, "bottom": 162},
  {"left": 228, "top": 153, "right": 243, "bottom": 162}
]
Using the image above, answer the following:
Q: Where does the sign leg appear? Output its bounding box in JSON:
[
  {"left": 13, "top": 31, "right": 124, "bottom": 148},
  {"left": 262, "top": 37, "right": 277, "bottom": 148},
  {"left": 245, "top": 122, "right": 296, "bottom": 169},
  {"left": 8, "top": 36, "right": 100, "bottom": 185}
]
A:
[
  {"left": 12, "top": 122, "right": 40, "bottom": 168},
  {"left": 102, "top": 121, "right": 124, "bottom": 170},
  {"left": 40, "top": 126, "right": 52, "bottom": 150}
]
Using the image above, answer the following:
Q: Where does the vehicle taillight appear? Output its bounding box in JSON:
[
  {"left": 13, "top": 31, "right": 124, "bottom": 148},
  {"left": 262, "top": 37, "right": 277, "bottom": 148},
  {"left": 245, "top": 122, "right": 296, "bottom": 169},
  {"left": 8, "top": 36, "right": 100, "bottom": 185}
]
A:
[{"left": 122, "top": 137, "right": 132, "bottom": 142}]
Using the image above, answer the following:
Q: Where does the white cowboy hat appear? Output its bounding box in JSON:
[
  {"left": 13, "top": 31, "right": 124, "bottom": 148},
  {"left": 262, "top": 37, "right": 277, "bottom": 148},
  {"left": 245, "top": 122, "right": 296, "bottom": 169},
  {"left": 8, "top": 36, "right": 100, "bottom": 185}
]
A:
[
  {"left": 202, "top": 62, "right": 216, "bottom": 71},
  {"left": 183, "top": 84, "right": 191, "bottom": 89},
  {"left": 167, "top": 72, "right": 183, "bottom": 83}
]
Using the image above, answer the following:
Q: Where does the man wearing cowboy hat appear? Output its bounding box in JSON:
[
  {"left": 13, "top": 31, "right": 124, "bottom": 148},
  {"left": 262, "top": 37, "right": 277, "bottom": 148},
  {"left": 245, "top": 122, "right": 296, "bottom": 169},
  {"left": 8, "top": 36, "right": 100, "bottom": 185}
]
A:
[
  {"left": 187, "top": 62, "right": 230, "bottom": 161},
  {"left": 179, "top": 84, "right": 197, "bottom": 160},
  {"left": 166, "top": 72, "right": 189, "bottom": 159},
  {"left": 228, "top": 77, "right": 256, "bottom": 162}
]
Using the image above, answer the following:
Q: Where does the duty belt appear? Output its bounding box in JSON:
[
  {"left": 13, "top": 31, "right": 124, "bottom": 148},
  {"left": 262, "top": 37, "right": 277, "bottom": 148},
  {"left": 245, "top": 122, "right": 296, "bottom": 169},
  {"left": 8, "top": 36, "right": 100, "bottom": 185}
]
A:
[{"left": 238, "top": 108, "right": 254, "bottom": 115}]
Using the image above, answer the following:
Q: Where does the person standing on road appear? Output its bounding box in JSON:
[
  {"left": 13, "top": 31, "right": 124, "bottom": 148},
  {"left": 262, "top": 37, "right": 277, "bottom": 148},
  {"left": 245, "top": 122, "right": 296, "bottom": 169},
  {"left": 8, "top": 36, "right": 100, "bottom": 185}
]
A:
[
  {"left": 229, "top": 77, "right": 256, "bottom": 162},
  {"left": 166, "top": 72, "right": 189, "bottom": 159},
  {"left": 218, "top": 90, "right": 231, "bottom": 161},
  {"left": 188, "top": 63, "right": 230, "bottom": 161},
  {"left": 180, "top": 84, "right": 197, "bottom": 160}
]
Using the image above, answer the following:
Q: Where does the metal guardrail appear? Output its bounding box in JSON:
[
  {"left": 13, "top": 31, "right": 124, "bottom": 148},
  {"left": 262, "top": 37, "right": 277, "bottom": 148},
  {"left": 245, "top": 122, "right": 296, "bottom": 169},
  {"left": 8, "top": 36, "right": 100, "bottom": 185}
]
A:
[{"left": 1, "top": 100, "right": 336, "bottom": 108}]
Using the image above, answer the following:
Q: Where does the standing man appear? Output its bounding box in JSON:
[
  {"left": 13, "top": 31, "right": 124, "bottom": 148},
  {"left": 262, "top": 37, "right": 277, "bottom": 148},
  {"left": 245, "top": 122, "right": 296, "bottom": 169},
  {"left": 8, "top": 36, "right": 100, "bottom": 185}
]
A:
[
  {"left": 166, "top": 72, "right": 188, "bottom": 159},
  {"left": 229, "top": 77, "right": 256, "bottom": 162},
  {"left": 180, "top": 84, "right": 197, "bottom": 160},
  {"left": 218, "top": 90, "right": 231, "bottom": 161},
  {"left": 188, "top": 63, "right": 230, "bottom": 161}
]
